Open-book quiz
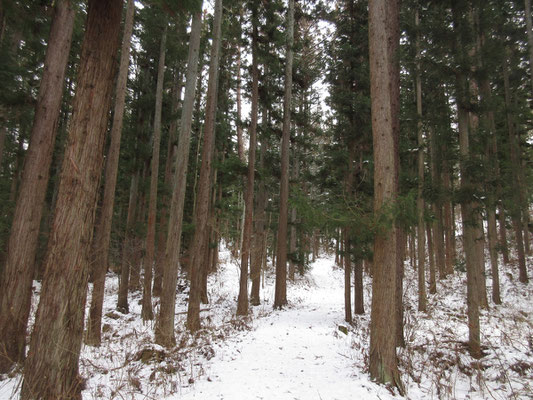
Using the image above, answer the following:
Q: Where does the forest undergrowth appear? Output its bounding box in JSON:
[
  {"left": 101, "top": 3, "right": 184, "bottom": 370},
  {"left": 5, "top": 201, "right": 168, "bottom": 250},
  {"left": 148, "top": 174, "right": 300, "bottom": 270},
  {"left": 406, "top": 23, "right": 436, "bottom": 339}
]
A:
[
  {"left": 344, "top": 253, "right": 532, "bottom": 400},
  {"left": 0, "top": 245, "right": 531, "bottom": 399}
]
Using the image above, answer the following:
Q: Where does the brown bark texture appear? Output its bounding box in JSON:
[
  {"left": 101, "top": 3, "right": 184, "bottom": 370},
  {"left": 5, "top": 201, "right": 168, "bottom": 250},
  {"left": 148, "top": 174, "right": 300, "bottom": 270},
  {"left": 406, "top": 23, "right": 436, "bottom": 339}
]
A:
[
  {"left": 0, "top": 0, "right": 75, "bottom": 373},
  {"left": 155, "top": 8, "right": 203, "bottom": 347},
  {"left": 415, "top": 7, "right": 427, "bottom": 313},
  {"left": 186, "top": 0, "right": 223, "bottom": 332},
  {"left": 86, "top": 0, "right": 135, "bottom": 346},
  {"left": 502, "top": 48, "right": 529, "bottom": 284},
  {"left": 21, "top": 1, "right": 122, "bottom": 398},
  {"left": 344, "top": 230, "right": 352, "bottom": 323},
  {"left": 237, "top": 1, "right": 259, "bottom": 316},
  {"left": 142, "top": 23, "right": 167, "bottom": 322},
  {"left": 250, "top": 114, "right": 267, "bottom": 306},
  {"left": 368, "top": 0, "right": 403, "bottom": 391},
  {"left": 426, "top": 223, "right": 437, "bottom": 293},
  {"left": 117, "top": 169, "right": 140, "bottom": 313},
  {"left": 154, "top": 67, "right": 183, "bottom": 297},
  {"left": 274, "top": 0, "right": 294, "bottom": 310}
]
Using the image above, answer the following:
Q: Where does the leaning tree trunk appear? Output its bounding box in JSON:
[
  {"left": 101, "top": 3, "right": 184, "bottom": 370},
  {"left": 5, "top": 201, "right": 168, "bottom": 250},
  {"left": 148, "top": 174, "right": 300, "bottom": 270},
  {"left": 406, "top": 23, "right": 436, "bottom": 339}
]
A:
[
  {"left": 20, "top": 1, "right": 122, "bottom": 398},
  {"left": 0, "top": 0, "right": 75, "bottom": 373},
  {"left": 274, "top": 0, "right": 295, "bottom": 310},
  {"left": 142, "top": 23, "right": 167, "bottom": 322},
  {"left": 186, "top": 0, "right": 223, "bottom": 332},
  {"left": 155, "top": 7, "right": 203, "bottom": 347},
  {"left": 86, "top": 0, "right": 135, "bottom": 346},
  {"left": 368, "top": 0, "right": 403, "bottom": 391},
  {"left": 236, "top": 0, "right": 259, "bottom": 317}
]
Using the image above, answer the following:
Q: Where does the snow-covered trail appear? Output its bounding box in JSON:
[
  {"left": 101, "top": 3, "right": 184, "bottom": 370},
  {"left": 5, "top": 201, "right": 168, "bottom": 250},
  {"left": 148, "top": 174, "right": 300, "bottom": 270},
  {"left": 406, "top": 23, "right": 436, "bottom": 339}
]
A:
[{"left": 178, "top": 257, "right": 394, "bottom": 400}]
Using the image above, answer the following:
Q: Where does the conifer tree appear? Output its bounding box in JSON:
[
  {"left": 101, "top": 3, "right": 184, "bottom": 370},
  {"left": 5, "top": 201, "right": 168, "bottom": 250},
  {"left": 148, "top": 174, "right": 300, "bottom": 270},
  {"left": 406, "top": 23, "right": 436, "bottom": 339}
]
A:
[
  {"left": 274, "top": 0, "right": 295, "bottom": 310},
  {"left": 0, "top": 0, "right": 75, "bottom": 372},
  {"left": 21, "top": 0, "right": 122, "bottom": 397},
  {"left": 368, "top": 0, "right": 403, "bottom": 390},
  {"left": 156, "top": 4, "right": 203, "bottom": 346}
]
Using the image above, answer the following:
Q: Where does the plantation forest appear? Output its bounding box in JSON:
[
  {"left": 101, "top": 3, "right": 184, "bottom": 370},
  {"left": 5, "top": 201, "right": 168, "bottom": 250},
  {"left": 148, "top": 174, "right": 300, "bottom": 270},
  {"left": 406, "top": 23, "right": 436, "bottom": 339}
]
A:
[{"left": 0, "top": 0, "right": 532, "bottom": 399}]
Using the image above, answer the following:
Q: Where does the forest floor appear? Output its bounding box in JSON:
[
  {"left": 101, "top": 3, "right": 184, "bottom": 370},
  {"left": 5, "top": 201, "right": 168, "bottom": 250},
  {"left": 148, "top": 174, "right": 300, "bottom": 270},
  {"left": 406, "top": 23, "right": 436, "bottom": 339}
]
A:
[{"left": 0, "top": 245, "right": 532, "bottom": 399}]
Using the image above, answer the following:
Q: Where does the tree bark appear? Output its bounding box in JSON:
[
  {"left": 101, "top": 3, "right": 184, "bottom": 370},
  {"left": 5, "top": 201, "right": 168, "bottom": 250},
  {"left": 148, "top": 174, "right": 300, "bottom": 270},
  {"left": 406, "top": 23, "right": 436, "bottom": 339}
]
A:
[
  {"left": 250, "top": 108, "right": 268, "bottom": 306},
  {"left": 274, "top": 0, "right": 295, "bottom": 310},
  {"left": 186, "top": 0, "right": 223, "bottom": 332},
  {"left": 21, "top": 1, "right": 122, "bottom": 398},
  {"left": 142, "top": 23, "right": 167, "bottom": 322},
  {"left": 86, "top": 0, "right": 135, "bottom": 345},
  {"left": 154, "top": 64, "right": 184, "bottom": 297},
  {"left": 368, "top": 0, "right": 403, "bottom": 390},
  {"left": 426, "top": 223, "right": 437, "bottom": 293},
  {"left": 502, "top": 47, "right": 528, "bottom": 284},
  {"left": 344, "top": 229, "right": 352, "bottom": 323},
  {"left": 0, "top": 0, "right": 75, "bottom": 373},
  {"left": 117, "top": 169, "right": 140, "bottom": 313},
  {"left": 479, "top": 55, "right": 502, "bottom": 304},
  {"left": 524, "top": 0, "right": 533, "bottom": 97},
  {"left": 442, "top": 156, "right": 455, "bottom": 275},
  {"left": 237, "top": 0, "right": 259, "bottom": 316},
  {"left": 452, "top": 1, "right": 482, "bottom": 355},
  {"left": 155, "top": 7, "right": 203, "bottom": 346},
  {"left": 415, "top": 7, "right": 427, "bottom": 312},
  {"left": 353, "top": 258, "right": 364, "bottom": 315},
  {"left": 498, "top": 205, "right": 510, "bottom": 264}
]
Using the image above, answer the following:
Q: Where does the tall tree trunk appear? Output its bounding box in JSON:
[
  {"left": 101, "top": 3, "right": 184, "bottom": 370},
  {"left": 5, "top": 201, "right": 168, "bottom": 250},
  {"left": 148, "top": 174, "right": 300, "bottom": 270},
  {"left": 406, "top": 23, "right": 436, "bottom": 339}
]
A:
[
  {"left": 155, "top": 7, "right": 203, "bottom": 346},
  {"left": 250, "top": 109, "right": 267, "bottom": 306},
  {"left": 458, "top": 104, "right": 482, "bottom": 359},
  {"left": 368, "top": 0, "right": 403, "bottom": 391},
  {"left": 525, "top": 0, "right": 533, "bottom": 97},
  {"left": 498, "top": 205, "right": 510, "bottom": 264},
  {"left": 154, "top": 65, "right": 184, "bottom": 297},
  {"left": 429, "top": 126, "right": 446, "bottom": 280},
  {"left": 502, "top": 47, "right": 528, "bottom": 284},
  {"left": 353, "top": 255, "right": 365, "bottom": 316},
  {"left": 426, "top": 223, "right": 437, "bottom": 294},
  {"left": 442, "top": 156, "right": 455, "bottom": 275},
  {"left": 20, "top": 1, "right": 122, "bottom": 398},
  {"left": 142, "top": 23, "right": 167, "bottom": 322},
  {"left": 479, "top": 62, "right": 502, "bottom": 305},
  {"left": 344, "top": 229, "right": 352, "bottom": 323},
  {"left": 117, "top": 169, "right": 140, "bottom": 313},
  {"left": 186, "top": 0, "right": 223, "bottom": 332},
  {"left": 237, "top": 0, "right": 259, "bottom": 316},
  {"left": 274, "top": 0, "right": 295, "bottom": 310},
  {"left": 0, "top": 0, "right": 75, "bottom": 373},
  {"left": 86, "top": 0, "right": 135, "bottom": 346},
  {"left": 235, "top": 28, "right": 245, "bottom": 163},
  {"left": 415, "top": 7, "right": 427, "bottom": 312},
  {"left": 288, "top": 139, "right": 299, "bottom": 281}
]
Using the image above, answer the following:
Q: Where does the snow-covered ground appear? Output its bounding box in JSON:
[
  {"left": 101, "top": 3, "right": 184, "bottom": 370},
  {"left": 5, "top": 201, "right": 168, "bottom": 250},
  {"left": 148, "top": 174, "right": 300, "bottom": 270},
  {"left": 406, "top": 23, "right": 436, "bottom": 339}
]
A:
[{"left": 0, "top": 245, "right": 531, "bottom": 399}]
